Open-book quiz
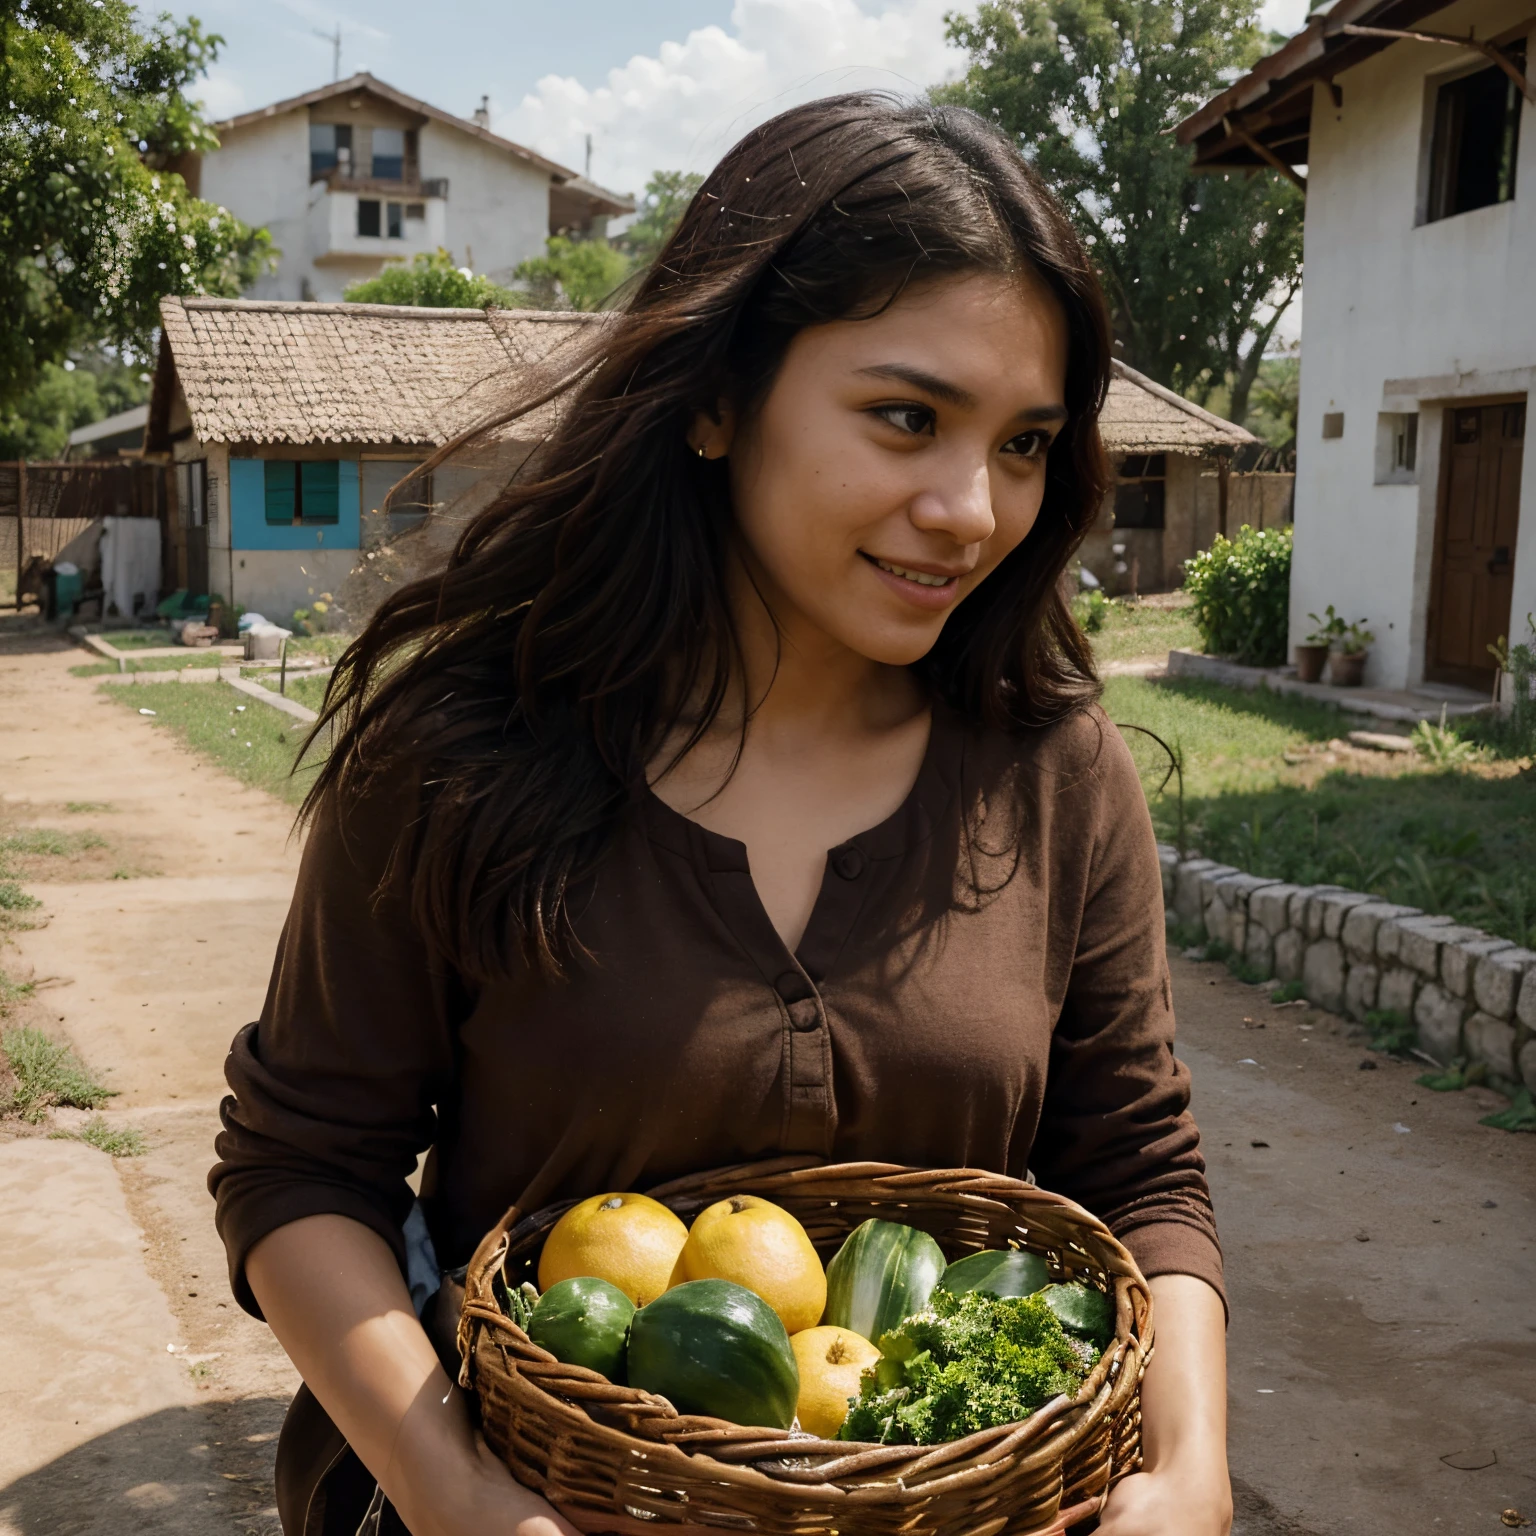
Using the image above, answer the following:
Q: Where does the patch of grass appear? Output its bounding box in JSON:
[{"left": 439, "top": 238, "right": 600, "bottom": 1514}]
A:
[
  {"left": 1166, "top": 919, "right": 1206, "bottom": 950},
  {"left": 286, "top": 631, "right": 351, "bottom": 663},
  {"left": 0, "top": 827, "right": 107, "bottom": 858},
  {"left": 64, "top": 801, "right": 114, "bottom": 814},
  {"left": 1270, "top": 979, "right": 1306, "bottom": 1004},
  {"left": 70, "top": 654, "right": 225, "bottom": 677},
  {"left": 103, "top": 679, "right": 323, "bottom": 804},
  {"left": 252, "top": 671, "right": 332, "bottom": 714},
  {"left": 98, "top": 628, "right": 176, "bottom": 650},
  {"left": 1365, "top": 1009, "right": 1416, "bottom": 1056},
  {"left": 0, "top": 881, "right": 40, "bottom": 912},
  {"left": 48, "top": 1115, "right": 147, "bottom": 1157},
  {"left": 0, "top": 1025, "right": 114, "bottom": 1122},
  {"left": 1480, "top": 1089, "right": 1536, "bottom": 1133},
  {"left": 1417, "top": 1059, "right": 1486, "bottom": 1092},
  {"left": 1107, "top": 675, "right": 1536, "bottom": 943},
  {"left": 1090, "top": 594, "right": 1202, "bottom": 665}
]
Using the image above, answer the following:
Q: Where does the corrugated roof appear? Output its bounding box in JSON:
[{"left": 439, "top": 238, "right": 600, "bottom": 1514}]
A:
[
  {"left": 153, "top": 296, "right": 595, "bottom": 448},
  {"left": 1102, "top": 360, "right": 1256, "bottom": 454},
  {"left": 154, "top": 297, "right": 1254, "bottom": 455}
]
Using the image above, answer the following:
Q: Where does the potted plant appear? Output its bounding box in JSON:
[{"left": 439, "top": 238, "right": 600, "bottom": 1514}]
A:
[
  {"left": 1297, "top": 606, "right": 1343, "bottom": 683},
  {"left": 1328, "top": 618, "right": 1375, "bottom": 686}
]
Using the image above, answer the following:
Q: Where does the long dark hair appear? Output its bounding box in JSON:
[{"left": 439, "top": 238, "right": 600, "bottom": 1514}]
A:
[{"left": 306, "top": 93, "right": 1113, "bottom": 980}]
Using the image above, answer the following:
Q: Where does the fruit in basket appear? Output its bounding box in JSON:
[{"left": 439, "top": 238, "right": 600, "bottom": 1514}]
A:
[
  {"left": 627, "top": 1278, "right": 799, "bottom": 1429},
  {"left": 538, "top": 1192, "right": 688, "bottom": 1306},
  {"left": 840, "top": 1288, "right": 1095, "bottom": 1446},
  {"left": 1039, "top": 1282, "right": 1115, "bottom": 1347},
  {"left": 790, "top": 1325, "right": 881, "bottom": 1439},
  {"left": 526, "top": 1277, "right": 635, "bottom": 1384},
  {"left": 936, "top": 1248, "right": 1050, "bottom": 1302},
  {"left": 822, "top": 1218, "right": 946, "bottom": 1343},
  {"left": 673, "top": 1195, "right": 827, "bottom": 1334}
]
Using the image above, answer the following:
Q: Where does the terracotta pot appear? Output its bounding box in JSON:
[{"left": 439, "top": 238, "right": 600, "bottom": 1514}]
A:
[
  {"left": 1294, "top": 644, "right": 1329, "bottom": 683},
  {"left": 1328, "top": 649, "right": 1368, "bottom": 687}
]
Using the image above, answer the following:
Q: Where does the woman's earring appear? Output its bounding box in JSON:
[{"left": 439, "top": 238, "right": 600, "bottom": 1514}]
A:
[{"left": 696, "top": 444, "right": 707, "bottom": 459}]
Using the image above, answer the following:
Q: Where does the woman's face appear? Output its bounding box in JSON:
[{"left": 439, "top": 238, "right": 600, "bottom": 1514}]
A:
[{"left": 711, "top": 269, "right": 1070, "bottom": 669}]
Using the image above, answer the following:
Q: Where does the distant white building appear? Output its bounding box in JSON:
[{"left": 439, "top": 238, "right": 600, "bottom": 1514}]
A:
[
  {"left": 1181, "top": 0, "right": 1532, "bottom": 692},
  {"left": 188, "top": 73, "right": 632, "bottom": 303}
]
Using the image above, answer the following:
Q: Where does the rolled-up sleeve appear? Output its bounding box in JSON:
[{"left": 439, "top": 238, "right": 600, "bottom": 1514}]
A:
[
  {"left": 1031, "top": 720, "right": 1225, "bottom": 1314},
  {"left": 209, "top": 778, "right": 462, "bottom": 1317}
]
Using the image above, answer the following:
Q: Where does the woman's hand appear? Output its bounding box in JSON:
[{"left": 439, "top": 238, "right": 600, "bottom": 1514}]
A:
[{"left": 1094, "top": 1273, "right": 1231, "bottom": 1535}]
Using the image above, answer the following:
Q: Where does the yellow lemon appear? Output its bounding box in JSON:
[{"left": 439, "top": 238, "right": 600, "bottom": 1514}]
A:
[
  {"left": 538, "top": 1192, "right": 688, "bottom": 1307},
  {"left": 675, "top": 1194, "right": 827, "bottom": 1335},
  {"left": 791, "top": 1326, "right": 880, "bottom": 1439}
]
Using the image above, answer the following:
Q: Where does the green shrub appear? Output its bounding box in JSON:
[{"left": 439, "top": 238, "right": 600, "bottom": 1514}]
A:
[
  {"left": 0, "top": 1026, "right": 114, "bottom": 1122},
  {"left": 1183, "top": 524, "right": 1293, "bottom": 665},
  {"left": 1072, "top": 588, "right": 1112, "bottom": 634}
]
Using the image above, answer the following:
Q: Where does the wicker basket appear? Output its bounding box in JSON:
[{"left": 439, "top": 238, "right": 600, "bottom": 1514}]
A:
[{"left": 458, "top": 1158, "right": 1153, "bottom": 1536}]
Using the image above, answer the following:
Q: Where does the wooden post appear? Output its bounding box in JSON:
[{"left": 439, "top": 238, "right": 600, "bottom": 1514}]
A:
[
  {"left": 15, "top": 460, "right": 26, "bottom": 611},
  {"left": 1217, "top": 455, "right": 1231, "bottom": 540}
]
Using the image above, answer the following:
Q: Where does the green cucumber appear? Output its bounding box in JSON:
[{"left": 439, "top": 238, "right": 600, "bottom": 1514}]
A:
[
  {"left": 937, "top": 1249, "right": 1050, "bottom": 1301},
  {"left": 822, "top": 1219, "right": 946, "bottom": 1342},
  {"left": 626, "top": 1279, "right": 799, "bottom": 1429},
  {"left": 527, "top": 1277, "right": 634, "bottom": 1383}
]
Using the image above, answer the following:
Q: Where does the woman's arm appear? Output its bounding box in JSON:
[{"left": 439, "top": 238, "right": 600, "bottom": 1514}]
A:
[
  {"left": 1098, "top": 1274, "right": 1231, "bottom": 1535},
  {"left": 248, "top": 1214, "right": 578, "bottom": 1536}
]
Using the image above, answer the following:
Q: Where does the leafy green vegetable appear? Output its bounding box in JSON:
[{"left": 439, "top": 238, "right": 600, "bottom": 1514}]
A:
[{"left": 839, "top": 1288, "right": 1098, "bottom": 1446}]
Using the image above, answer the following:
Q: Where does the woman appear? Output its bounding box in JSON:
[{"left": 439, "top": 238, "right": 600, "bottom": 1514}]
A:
[{"left": 212, "top": 94, "right": 1230, "bottom": 1536}]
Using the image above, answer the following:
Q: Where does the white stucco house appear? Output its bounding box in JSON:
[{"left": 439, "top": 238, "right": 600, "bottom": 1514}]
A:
[
  {"left": 1180, "top": 0, "right": 1532, "bottom": 690},
  {"left": 185, "top": 74, "right": 631, "bottom": 303}
]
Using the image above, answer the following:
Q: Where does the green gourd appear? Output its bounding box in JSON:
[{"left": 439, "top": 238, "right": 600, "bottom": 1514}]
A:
[
  {"left": 821, "top": 1219, "right": 946, "bottom": 1343},
  {"left": 626, "top": 1279, "right": 799, "bottom": 1429}
]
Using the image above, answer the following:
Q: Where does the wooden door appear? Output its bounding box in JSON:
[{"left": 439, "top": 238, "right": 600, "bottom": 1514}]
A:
[{"left": 1430, "top": 400, "right": 1525, "bottom": 680}]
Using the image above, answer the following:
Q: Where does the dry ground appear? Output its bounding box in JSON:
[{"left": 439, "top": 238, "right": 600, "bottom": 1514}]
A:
[{"left": 0, "top": 624, "right": 1530, "bottom": 1535}]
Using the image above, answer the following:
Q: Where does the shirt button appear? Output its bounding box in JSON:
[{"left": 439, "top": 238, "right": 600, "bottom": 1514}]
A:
[
  {"left": 786, "top": 998, "right": 821, "bottom": 1031},
  {"left": 831, "top": 843, "right": 866, "bottom": 880}
]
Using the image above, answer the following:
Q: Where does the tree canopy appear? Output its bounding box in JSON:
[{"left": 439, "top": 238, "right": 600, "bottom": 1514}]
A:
[
  {"left": 1, "top": 0, "right": 272, "bottom": 406},
  {"left": 343, "top": 249, "right": 524, "bottom": 309},
  {"left": 0, "top": 345, "right": 149, "bottom": 459},
  {"left": 617, "top": 170, "right": 705, "bottom": 266},
  {"left": 940, "top": 0, "right": 1303, "bottom": 424},
  {"left": 513, "top": 235, "right": 632, "bottom": 311}
]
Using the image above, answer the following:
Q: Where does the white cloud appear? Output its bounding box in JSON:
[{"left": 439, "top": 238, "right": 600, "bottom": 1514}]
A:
[{"left": 496, "top": 0, "right": 968, "bottom": 195}]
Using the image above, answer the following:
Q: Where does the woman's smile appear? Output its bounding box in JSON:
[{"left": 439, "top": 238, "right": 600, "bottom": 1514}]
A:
[{"left": 861, "top": 553, "right": 965, "bottom": 608}]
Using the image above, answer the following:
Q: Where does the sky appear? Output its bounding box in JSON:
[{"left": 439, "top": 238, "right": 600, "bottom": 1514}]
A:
[{"left": 173, "top": 0, "right": 1316, "bottom": 196}]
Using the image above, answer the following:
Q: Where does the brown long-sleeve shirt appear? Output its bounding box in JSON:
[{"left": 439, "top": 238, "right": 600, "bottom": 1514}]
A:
[{"left": 211, "top": 702, "right": 1222, "bottom": 1314}]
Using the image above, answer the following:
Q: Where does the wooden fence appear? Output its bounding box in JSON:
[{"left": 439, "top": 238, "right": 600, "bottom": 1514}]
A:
[{"left": 1, "top": 460, "right": 175, "bottom": 609}]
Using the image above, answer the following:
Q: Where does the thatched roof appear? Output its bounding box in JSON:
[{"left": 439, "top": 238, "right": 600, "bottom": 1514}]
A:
[
  {"left": 150, "top": 297, "right": 593, "bottom": 450},
  {"left": 152, "top": 297, "right": 1253, "bottom": 456},
  {"left": 1102, "top": 360, "right": 1255, "bottom": 455}
]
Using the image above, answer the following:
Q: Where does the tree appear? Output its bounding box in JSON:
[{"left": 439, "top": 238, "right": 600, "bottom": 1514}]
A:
[
  {"left": 940, "top": 1, "right": 1304, "bottom": 425},
  {"left": 0, "top": 344, "right": 150, "bottom": 459},
  {"left": 344, "top": 249, "right": 525, "bottom": 309},
  {"left": 1, "top": 0, "right": 273, "bottom": 407},
  {"left": 513, "top": 235, "right": 631, "bottom": 312},
  {"left": 617, "top": 171, "right": 705, "bottom": 267}
]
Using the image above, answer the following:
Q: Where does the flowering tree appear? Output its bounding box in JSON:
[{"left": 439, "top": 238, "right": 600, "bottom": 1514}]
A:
[{"left": 0, "top": 0, "right": 273, "bottom": 404}]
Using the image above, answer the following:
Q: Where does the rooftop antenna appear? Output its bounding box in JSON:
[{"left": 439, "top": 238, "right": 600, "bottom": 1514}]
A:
[
  {"left": 314, "top": 25, "right": 342, "bottom": 82},
  {"left": 585, "top": 132, "right": 593, "bottom": 179}
]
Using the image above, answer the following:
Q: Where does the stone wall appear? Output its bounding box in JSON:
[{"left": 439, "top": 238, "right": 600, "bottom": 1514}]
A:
[{"left": 1160, "top": 846, "right": 1536, "bottom": 1093}]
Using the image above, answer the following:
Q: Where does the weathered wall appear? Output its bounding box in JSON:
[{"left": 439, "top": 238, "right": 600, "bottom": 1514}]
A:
[
  {"left": 199, "top": 114, "right": 312, "bottom": 303},
  {"left": 1292, "top": 0, "right": 1536, "bottom": 688},
  {"left": 423, "top": 127, "right": 553, "bottom": 283}
]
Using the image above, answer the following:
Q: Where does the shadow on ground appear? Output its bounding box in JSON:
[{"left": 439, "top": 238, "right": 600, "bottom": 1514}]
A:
[{"left": 0, "top": 1397, "right": 288, "bottom": 1536}]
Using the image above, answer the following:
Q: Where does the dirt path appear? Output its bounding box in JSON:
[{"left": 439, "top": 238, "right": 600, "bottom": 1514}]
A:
[
  {"left": 0, "top": 632, "right": 300, "bottom": 1535},
  {"left": 0, "top": 629, "right": 1530, "bottom": 1535}
]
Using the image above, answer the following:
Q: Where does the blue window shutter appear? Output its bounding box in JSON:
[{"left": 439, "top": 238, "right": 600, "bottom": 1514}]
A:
[
  {"left": 264, "top": 461, "right": 296, "bottom": 524},
  {"left": 300, "top": 461, "right": 340, "bottom": 524}
]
